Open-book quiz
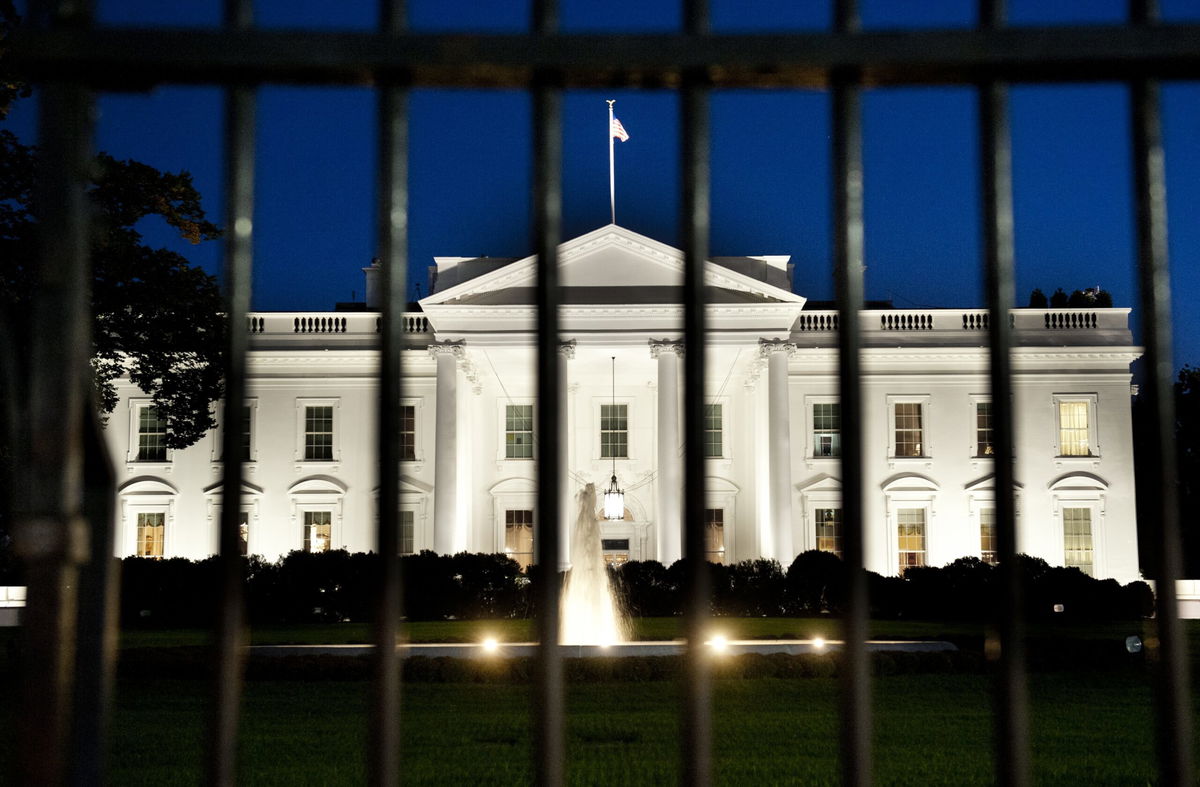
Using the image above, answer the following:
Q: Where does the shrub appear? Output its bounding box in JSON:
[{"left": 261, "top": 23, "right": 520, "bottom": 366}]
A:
[{"left": 784, "top": 550, "right": 845, "bottom": 615}]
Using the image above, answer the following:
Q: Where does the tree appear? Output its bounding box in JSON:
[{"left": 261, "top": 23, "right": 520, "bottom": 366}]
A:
[
  {"left": 0, "top": 131, "right": 225, "bottom": 448},
  {"left": 1028, "top": 288, "right": 1048, "bottom": 308}
]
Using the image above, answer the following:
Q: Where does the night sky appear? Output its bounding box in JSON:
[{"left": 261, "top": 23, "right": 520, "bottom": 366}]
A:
[{"left": 6, "top": 0, "right": 1200, "bottom": 366}]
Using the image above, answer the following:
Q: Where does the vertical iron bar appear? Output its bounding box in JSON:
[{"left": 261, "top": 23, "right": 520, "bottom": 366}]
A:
[
  {"left": 210, "top": 2, "right": 255, "bottom": 783},
  {"left": 978, "top": 4, "right": 1030, "bottom": 785},
  {"left": 682, "top": 2, "right": 712, "bottom": 785},
  {"left": 16, "top": 1, "right": 95, "bottom": 780},
  {"left": 69, "top": 408, "right": 118, "bottom": 786},
  {"left": 832, "top": 3, "right": 872, "bottom": 786},
  {"left": 532, "top": 1, "right": 564, "bottom": 784},
  {"left": 372, "top": 1, "right": 408, "bottom": 783},
  {"left": 1130, "top": 3, "right": 1193, "bottom": 785}
]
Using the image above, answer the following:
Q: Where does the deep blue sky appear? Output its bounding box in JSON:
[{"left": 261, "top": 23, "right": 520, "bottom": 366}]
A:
[{"left": 7, "top": 0, "right": 1200, "bottom": 366}]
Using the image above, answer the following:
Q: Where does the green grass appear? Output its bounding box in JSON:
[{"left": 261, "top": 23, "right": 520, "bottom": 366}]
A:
[{"left": 78, "top": 671, "right": 1175, "bottom": 785}]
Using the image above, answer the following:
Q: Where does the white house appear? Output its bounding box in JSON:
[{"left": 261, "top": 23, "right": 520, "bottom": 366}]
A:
[{"left": 105, "top": 224, "right": 1142, "bottom": 581}]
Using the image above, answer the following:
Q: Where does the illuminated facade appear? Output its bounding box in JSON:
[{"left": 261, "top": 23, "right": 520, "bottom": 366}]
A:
[{"left": 104, "top": 225, "right": 1142, "bottom": 580}]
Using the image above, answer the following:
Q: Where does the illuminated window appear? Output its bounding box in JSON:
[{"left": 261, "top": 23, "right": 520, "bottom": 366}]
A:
[
  {"left": 304, "top": 510, "right": 332, "bottom": 553},
  {"left": 237, "top": 510, "right": 249, "bottom": 556},
  {"left": 400, "top": 510, "right": 415, "bottom": 556},
  {"left": 980, "top": 508, "right": 997, "bottom": 565},
  {"left": 400, "top": 405, "right": 416, "bottom": 462},
  {"left": 894, "top": 403, "right": 924, "bottom": 458},
  {"left": 505, "top": 404, "right": 534, "bottom": 459},
  {"left": 1063, "top": 507, "right": 1094, "bottom": 576},
  {"left": 816, "top": 508, "right": 842, "bottom": 558},
  {"left": 505, "top": 509, "right": 534, "bottom": 570},
  {"left": 136, "top": 512, "right": 165, "bottom": 557},
  {"left": 704, "top": 404, "right": 723, "bottom": 458},
  {"left": 976, "top": 401, "right": 994, "bottom": 457},
  {"left": 897, "top": 508, "right": 926, "bottom": 573},
  {"left": 600, "top": 404, "right": 628, "bottom": 459},
  {"left": 304, "top": 406, "right": 334, "bottom": 461},
  {"left": 705, "top": 508, "right": 725, "bottom": 563},
  {"left": 136, "top": 407, "right": 167, "bottom": 461},
  {"left": 1058, "top": 401, "right": 1091, "bottom": 456},
  {"left": 813, "top": 403, "right": 841, "bottom": 458}
]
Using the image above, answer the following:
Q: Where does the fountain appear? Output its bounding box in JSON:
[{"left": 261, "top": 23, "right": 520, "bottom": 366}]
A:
[{"left": 560, "top": 483, "right": 629, "bottom": 646}]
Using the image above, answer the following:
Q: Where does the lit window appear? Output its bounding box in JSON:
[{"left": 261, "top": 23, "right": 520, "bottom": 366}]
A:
[
  {"left": 304, "top": 510, "right": 332, "bottom": 553},
  {"left": 980, "top": 508, "right": 997, "bottom": 565},
  {"left": 704, "top": 404, "right": 723, "bottom": 458},
  {"left": 304, "top": 406, "right": 334, "bottom": 461},
  {"left": 400, "top": 405, "right": 416, "bottom": 462},
  {"left": 600, "top": 404, "right": 628, "bottom": 459},
  {"left": 400, "top": 510, "right": 415, "bottom": 556},
  {"left": 237, "top": 510, "right": 249, "bottom": 556},
  {"left": 505, "top": 404, "right": 534, "bottom": 459},
  {"left": 897, "top": 508, "right": 926, "bottom": 573},
  {"left": 1063, "top": 507, "right": 1094, "bottom": 576},
  {"left": 705, "top": 508, "right": 725, "bottom": 563},
  {"left": 976, "top": 401, "right": 993, "bottom": 457},
  {"left": 894, "top": 403, "right": 924, "bottom": 457},
  {"left": 137, "top": 512, "right": 165, "bottom": 557},
  {"left": 813, "top": 403, "right": 841, "bottom": 457},
  {"left": 505, "top": 509, "right": 534, "bottom": 570},
  {"left": 1058, "top": 401, "right": 1091, "bottom": 456},
  {"left": 816, "top": 508, "right": 842, "bottom": 559},
  {"left": 137, "top": 407, "right": 167, "bottom": 462}
]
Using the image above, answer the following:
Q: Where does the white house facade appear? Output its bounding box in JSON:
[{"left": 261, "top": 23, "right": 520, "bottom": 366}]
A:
[{"left": 103, "top": 225, "right": 1143, "bottom": 581}]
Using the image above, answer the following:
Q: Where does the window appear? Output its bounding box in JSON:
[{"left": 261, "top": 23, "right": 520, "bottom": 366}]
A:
[
  {"left": 1063, "top": 507, "right": 1094, "bottom": 576},
  {"left": 980, "top": 508, "right": 997, "bottom": 565},
  {"left": 897, "top": 508, "right": 926, "bottom": 573},
  {"left": 600, "top": 403, "right": 628, "bottom": 459},
  {"left": 894, "top": 402, "right": 924, "bottom": 458},
  {"left": 505, "top": 509, "right": 534, "bottom": 570},
  {"left": 813, "top": 403, "right": 841, "bottom": 458},
  {"left": 400, "top": 405, "right": 416, "bottom": 462},
  {"left": 237, "top": 510, "right": 249, "bottom": 556},
  {"left": 704, "top": 404, "right": 723, "bottom": 458},
  {"left": 400, "top": 510, "right": 415, "bottom": 555},
  {"left": 1058, "top": 400, "right": 1091, "bottom": 456},
  {"left": 304, "top": 510, "right": 332, "bottom": 553},
  {"left": 136, "top": 406, "right": 167, "bottom": 461},
  {"left": 505, "top": 404, "right": 534, "bottom": 459},
  {"left": 816, "top": 508, "right": 842, "bottom": 558},
  {"left": 705, "top": 508, "right": 725, "bottom": 563},
  {"left": 975, "top": 401, "right": 993, "bottom": 457},
  {"left": 136, "top": 512, "right": 165, "bottom": 557},
  {"left": 304, "top": 405, "right": 334, "bottom": 461}
]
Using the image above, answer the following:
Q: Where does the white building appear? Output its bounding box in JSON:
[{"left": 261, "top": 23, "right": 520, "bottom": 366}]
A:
[{"left": 105, "top": 225, "right": 1142, "bottom": 581}]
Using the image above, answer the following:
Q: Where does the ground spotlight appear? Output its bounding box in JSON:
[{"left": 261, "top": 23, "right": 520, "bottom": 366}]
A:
[
  {"left": 707, "top": 634, "right": 729, "bottom": 653},
  {"left": 811, "top": 636, "right": 826, "bottom": 652},
  {"left": 481, "top": 637, "right": 500, "bottom": 654}
]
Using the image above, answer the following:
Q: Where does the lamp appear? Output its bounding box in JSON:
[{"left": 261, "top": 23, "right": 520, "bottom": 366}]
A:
[{"left": 603, "top": 356, "right": 625, "bottom": 520}]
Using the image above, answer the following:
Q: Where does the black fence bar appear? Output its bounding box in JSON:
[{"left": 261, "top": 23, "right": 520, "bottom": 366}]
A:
[
  {"left": 371, "top": 3, "right": 408, "bottom": 782},
  {"left": 532, "top": 2, "right": 564, "bottom": 784},
  {"left": 15, "top": 2, "right": 95, "bottom": 784},
  {"left": 832, "top": 3, "right": 871, "bottom": 786},
  {"left": 978, "top": 4, "right": 1030, "bottom": 786},
  {"left": 10, "top": 26, "right": 1200, "bottom": 89},
  {"left": 681, "top": 4, "right": 712, "bottom": 784},
  {"left": 209, "top": 0, "right": 255, "bottom": 777},
  {"left": 1130, "top": 4, "right": 1193, "bottom": 786}
]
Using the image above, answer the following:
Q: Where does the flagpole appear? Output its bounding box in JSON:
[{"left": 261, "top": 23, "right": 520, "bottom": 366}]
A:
[{"left": 607, "top": 99, "right": 616, "bottom": 224}]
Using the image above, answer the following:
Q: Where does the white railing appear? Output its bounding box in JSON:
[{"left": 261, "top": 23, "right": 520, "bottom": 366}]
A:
[
  {"left": 246, "top": 311, "right": 430, "bottom": 336},
  {"left": 793, "top": 308, "right": 1127, "bottom": 333}
]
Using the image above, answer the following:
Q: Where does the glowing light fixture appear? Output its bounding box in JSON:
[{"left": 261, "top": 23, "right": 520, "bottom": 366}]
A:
[
  {"left": 707, "top": 634, "right": 729, "bottom": 653},
  {"left": 603, "top": 356, "right": 625, "bottom": 520},
  {"left": 481, "top": 637, "right": 500, "bottom": 653},
  {"left": 811, "top": 636, "right": 826, "bottom": 652}
]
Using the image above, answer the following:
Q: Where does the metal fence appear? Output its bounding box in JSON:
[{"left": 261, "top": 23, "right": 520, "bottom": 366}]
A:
[{"left": 6, "top": 0, "right": 1198, "bottom": 784}]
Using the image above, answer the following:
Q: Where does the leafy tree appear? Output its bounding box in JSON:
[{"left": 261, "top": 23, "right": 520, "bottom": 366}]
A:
[
  {"left": 0, "top": 126, "right": 224, "bottom": 448},
  {"left": 1049, "top": 287, "right": 1069, "bottom": 307},
  {"left": 1028, "top": 288, "right": 1048, "bottom": 308}
]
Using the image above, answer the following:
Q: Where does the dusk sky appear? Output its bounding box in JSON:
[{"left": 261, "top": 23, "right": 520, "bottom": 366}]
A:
[{"left": 7, "top": 0, "right": 1200, "bottom": 366}]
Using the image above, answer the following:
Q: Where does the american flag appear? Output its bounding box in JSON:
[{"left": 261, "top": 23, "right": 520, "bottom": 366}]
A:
[{"left": 611, "top": 117, "right": 630, "bottom": 142}]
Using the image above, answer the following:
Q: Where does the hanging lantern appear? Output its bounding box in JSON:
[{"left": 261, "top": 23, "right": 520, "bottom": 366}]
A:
[{"left": 603, "top": 473, "right": 624, "bottom": 520}]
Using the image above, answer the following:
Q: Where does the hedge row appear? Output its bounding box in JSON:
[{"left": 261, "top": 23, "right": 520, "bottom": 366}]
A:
[{"left": 118, "top": 549, "right": 1154, "bottom": 627}]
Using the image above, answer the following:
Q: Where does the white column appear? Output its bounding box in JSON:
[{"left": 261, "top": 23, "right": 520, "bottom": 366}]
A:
[
  {"left": 558, "top": 341, "right": 575, "bottom": 571},
  {"left": 652, "top": 340, "right": 683, "bottom": 565},
  {"left": 430, "top": 343, "right": 462, "bottom": 555},
  {"left": 763, "top": 339, "right": 796, "bottom": 563}
]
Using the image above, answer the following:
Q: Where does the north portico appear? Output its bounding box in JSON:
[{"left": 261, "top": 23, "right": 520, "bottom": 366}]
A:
[{"left": 106, "top": 224, "right": 1142, "bottom": 582}]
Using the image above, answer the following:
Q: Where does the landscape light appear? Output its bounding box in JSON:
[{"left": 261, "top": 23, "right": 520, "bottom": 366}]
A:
[
  {"left": 707, "top": 634, "right": 729, "bottom": 653},
  {"left": 481, "top": 637, "right": 500, "bottom": 653},
  {"left": 811, "top": 636, "right": 826, "bottom": 652}
]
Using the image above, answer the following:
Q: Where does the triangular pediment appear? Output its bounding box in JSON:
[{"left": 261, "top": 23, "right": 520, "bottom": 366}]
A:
[{"left": 421, "top": 224, "right": 803, "bottom": 308}]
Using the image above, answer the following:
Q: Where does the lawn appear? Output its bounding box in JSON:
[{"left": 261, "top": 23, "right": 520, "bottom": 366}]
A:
[{"left": 91, "top": 671, "right": 1168, "bottom": 785}]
